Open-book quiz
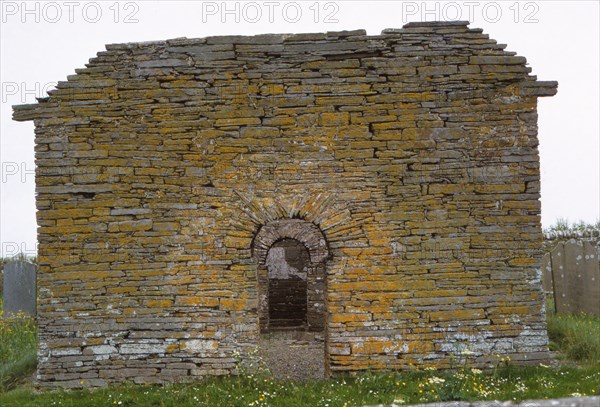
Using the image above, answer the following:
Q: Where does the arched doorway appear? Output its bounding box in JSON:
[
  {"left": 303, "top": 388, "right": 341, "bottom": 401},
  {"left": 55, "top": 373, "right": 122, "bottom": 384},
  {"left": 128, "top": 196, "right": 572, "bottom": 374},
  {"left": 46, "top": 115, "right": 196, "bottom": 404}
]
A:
[{"left": 252, "top": 219, "right": 329, "bottom": 379}]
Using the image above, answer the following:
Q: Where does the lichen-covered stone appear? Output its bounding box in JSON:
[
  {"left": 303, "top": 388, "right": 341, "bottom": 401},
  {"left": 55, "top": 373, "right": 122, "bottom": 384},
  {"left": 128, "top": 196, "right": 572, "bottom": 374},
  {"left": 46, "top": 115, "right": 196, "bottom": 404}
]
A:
[{"left": 13, "top": 20, "right": 557, "bottom": 388}]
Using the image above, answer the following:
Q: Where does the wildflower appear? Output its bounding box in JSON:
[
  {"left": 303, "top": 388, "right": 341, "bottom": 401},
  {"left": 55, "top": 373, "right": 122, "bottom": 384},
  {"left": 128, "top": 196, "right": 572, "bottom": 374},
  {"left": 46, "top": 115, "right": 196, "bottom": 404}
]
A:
[
  {"left": 515, "top": 382, "right": 528, "bottom": 393},
  {"left": 571, "top": 392, "right": 582, "bottom": 397},
  {"left": 471, "top": 368, "right": 482, "bottom": 375},
  {"left": 428, "top": 376, "right": 445, "bottom": 385},
  {"left": 393, "top": 398, "right": 406, "bottom": 404},
  {"left": 462, "top": 349, "right": 476, "bottom": 355},
  {"left": 539, "top": 363, "right": 550, "bottom": 368}
]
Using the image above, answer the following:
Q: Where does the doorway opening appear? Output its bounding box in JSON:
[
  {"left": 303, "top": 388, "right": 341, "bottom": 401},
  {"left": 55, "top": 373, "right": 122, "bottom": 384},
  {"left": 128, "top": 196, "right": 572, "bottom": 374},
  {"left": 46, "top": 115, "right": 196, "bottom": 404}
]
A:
[
  {"left": 264, "top": 237, "right": 327, "bottom": 332},
  {"left": 252, "top": 219, "right": 330, "bottom": 380},
  {"left": 266, "top": 238, "right": 310, "bottom": 329}
]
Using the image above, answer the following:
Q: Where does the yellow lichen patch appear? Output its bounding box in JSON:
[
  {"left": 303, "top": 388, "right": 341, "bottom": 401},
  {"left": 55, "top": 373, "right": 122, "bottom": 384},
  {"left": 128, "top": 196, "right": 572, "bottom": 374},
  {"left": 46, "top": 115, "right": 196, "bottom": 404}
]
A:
[
  {"left": 145, "top": 299, "right": 173, "bottom": 308},
  {"left": 220, "top": 298, "right": 251, "bottom": 311}
]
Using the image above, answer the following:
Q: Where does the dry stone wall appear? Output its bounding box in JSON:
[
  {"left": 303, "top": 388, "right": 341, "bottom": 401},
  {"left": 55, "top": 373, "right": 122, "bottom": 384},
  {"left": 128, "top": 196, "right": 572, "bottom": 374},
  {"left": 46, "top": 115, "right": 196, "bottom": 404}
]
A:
[{"left": 13, "top": 21, "right": 557, "bottom": 388}]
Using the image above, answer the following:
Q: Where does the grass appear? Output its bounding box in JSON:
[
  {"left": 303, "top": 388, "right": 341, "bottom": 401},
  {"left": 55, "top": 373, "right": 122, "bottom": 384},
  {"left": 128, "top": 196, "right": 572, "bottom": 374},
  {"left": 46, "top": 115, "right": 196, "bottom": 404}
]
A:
[
  {"left": 0, "top": 298, "right": 38, "bottom": 392},
  {"left": 546, "top": 298, "right": 600, "bottom": 365},
  {"left": 0, "top": 365, "right": 598, "bottom": 406}
]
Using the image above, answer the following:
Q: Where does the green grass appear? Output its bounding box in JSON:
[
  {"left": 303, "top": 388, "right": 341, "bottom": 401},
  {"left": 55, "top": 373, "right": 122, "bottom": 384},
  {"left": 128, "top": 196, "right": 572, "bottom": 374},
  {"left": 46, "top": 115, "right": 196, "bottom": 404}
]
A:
[
  {"left": 0, "top": 297, "right": 38, "bottom": 392},
  {"left": 546, "top": 298, "right": 600, "bottom": 365},
  {"left": 0, "top": 365, "right": 598, "bottom": 406}
]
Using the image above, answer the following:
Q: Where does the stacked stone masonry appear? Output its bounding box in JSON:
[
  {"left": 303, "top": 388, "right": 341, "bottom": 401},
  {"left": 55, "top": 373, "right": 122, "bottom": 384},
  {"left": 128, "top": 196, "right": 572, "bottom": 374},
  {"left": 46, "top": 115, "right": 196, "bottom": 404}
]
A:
[{"left": 13, "top": 21, "right": 557, "bottom": 388}]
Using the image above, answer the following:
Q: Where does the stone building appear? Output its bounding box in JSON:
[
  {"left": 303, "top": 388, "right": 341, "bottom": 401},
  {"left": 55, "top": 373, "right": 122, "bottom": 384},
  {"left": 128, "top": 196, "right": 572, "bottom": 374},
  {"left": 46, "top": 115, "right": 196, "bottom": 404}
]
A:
[{"left": 13, "top": 21, "right": 557, "bottom": 388}]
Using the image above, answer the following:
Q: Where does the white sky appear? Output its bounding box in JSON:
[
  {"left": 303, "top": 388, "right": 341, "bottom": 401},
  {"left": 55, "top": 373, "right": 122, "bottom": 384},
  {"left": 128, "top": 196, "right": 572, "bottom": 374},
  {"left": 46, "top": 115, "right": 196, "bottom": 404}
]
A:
[{"left": 1, "top": 0, "right": 599, "bottom": 256}]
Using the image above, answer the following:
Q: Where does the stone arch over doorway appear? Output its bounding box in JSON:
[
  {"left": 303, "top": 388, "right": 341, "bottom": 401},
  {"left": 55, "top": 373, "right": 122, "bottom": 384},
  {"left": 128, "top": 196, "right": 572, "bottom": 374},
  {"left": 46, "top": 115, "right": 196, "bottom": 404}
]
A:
[{"left": 252, "top": 219, "right": 330, "bottom": 333}]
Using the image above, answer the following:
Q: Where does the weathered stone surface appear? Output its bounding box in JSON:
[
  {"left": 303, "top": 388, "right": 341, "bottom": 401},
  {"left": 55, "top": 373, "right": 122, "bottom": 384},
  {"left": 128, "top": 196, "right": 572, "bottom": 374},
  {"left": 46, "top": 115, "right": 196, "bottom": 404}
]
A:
[
  {"left": 13, "top": 22, "right": 556, "bottom": 388},
  {"left": 2, "top": 261, "right": 36, "bottom": 316}
]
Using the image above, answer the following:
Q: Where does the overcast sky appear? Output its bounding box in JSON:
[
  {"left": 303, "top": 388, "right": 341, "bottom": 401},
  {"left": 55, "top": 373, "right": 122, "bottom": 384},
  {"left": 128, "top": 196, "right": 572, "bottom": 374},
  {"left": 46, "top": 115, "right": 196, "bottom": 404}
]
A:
[{"left": 1, "top": 0, "right": 598, "bottom": 257}]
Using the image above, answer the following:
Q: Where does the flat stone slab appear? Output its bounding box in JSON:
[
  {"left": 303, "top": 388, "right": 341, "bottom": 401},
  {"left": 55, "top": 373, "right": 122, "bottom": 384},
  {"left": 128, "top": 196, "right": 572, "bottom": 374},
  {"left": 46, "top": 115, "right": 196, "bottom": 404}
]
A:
[
  {"left": 364, "top": 396, "right": 600, "bottom": 407},
  {"left": 259, "top": 331, "right": 325, "bottom": 381}
]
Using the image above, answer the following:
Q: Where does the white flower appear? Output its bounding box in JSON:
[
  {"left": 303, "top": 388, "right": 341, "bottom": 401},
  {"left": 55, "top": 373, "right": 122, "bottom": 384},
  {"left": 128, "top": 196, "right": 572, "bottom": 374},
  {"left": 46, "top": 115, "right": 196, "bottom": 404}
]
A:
[
  {"left": 515, "top": 383, "right": 528, "bottom": 393},
  {"left": 471, "top": 368, "right": 482, "bottom": 375},
  {"left": 428, "top": 376, "right": 446, "bottom": 384},
  {"left": 461, "top": 349, "right": 476, "bottom": 355}
]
